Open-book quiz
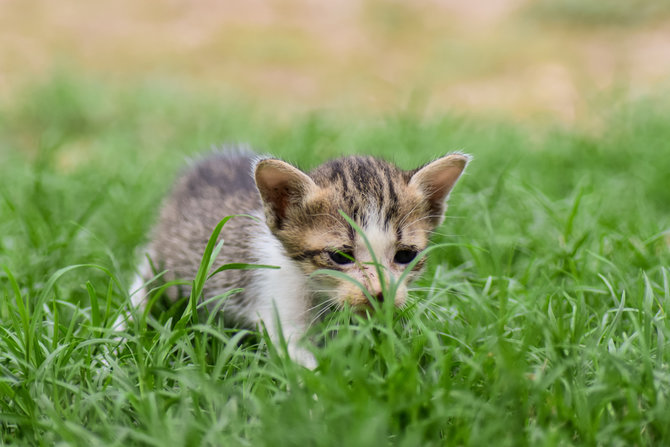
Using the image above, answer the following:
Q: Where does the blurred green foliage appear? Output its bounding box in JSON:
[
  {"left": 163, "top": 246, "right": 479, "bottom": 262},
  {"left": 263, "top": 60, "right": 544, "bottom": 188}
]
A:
[{"left": 526, "top": 0, "right": 670, "bottom": 26}]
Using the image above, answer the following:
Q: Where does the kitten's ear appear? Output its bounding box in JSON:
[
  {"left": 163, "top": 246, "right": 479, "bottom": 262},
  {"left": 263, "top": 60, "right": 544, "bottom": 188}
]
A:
[
  {"left": 254, "top": 158, "right": 317, "bottom": 230},
  {"left": 409, "top": 153, "right": 470, "bottom": 222}
]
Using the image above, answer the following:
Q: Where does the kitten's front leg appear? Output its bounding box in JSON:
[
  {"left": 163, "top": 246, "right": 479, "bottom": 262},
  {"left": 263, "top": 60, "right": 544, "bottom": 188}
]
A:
[
  {"left": 286, "top": 338, "right": 318, "bottom": 370},
  {"left": 256, "top": 295, "right": 317, "bottom": 369}
]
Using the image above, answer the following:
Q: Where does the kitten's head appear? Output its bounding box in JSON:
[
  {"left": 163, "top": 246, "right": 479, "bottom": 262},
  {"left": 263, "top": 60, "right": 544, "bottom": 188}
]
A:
[{"left": 254, "top": 153, "right": 469, "bottom": 311}]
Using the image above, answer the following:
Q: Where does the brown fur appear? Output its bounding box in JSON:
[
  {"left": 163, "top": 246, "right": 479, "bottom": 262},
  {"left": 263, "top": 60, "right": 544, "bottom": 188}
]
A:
[{"left": 134, "top": 146, "right": 469, "bottom": 366}]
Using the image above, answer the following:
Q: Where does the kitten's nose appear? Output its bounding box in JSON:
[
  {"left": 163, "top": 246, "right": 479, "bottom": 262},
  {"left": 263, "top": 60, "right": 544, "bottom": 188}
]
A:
[{"left": 375, "top": 292, "right": 384, "bottom": 303}]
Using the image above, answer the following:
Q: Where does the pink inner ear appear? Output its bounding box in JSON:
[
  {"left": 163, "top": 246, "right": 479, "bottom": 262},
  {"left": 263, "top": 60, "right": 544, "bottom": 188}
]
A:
[
  {"left": 428, "top": 164, "right": 465, "bottom": 199},
  {"left": 256, "top": 164, "right": 294, "bottom": 221},
  {"left": 255, "top": 159, "right": 317, "bottom": 227},
  {"left": 413, "top": 155, "right": 468, "bottom": 203},
  {"left": 257, "top": 168, "right": 288, "bottom": 191},
  {"left": 256, "top": 161, "right": 314, "bottom": 197}
]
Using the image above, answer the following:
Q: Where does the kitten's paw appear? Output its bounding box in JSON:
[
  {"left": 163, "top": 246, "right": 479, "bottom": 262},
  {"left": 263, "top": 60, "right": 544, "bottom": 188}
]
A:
[{"left": 288, "top": 345, "right": 317, "bottom": 369}]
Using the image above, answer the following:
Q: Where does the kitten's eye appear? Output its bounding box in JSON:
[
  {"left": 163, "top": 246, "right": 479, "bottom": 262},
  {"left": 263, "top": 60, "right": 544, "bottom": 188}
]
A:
[
  {"left": 394, "top": 249, "right": 418, "bottom": 264},
  {"left": 328, "top": 250, "right": 354, "bottom": 265}
]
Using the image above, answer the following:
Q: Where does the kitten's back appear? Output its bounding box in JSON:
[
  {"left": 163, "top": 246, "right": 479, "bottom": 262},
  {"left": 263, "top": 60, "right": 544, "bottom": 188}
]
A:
[
  {"left": 148, "top": 149, "right": 265, "bottom": 305},
  {"left": 168, "top": 149, "right": 261, "bottom": 219}
]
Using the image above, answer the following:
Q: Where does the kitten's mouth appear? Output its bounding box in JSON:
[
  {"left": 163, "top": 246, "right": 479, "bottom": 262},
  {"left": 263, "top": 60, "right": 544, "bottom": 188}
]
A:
[
  {"left": 352, "top": 303, "right": 374, "bottom": 316},
  {"left": 350, "top": 299, "right": 399, "bottom": 315}
]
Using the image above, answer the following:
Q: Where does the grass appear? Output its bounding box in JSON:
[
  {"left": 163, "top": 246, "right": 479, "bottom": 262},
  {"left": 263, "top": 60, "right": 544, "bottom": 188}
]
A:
[
  {"left": 524, "top": 0, "right": 670, "bottom": 27},
  {"left": 1, "top": 75, "right": 669, "bottom": 445}
]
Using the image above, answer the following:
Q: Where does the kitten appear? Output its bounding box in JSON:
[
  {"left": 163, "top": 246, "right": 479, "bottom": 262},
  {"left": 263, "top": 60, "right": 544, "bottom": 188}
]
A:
[{"left": 124, "top": 146, "right": 469, "bottom": 368}]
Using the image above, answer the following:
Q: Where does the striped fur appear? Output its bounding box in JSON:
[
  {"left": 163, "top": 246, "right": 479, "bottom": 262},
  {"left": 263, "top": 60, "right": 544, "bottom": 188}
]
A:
[{"left": 131, "top": 146, "right": 469, "bottom": 367}]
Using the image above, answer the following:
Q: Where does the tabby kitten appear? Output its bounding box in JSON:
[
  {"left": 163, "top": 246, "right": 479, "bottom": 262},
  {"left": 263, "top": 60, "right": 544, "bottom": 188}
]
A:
[{"left": 127, "top": 147, "right": 469, "bottom": 368}]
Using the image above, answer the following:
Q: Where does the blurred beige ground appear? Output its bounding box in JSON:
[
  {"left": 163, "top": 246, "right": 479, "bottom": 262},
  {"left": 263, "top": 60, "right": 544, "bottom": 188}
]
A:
[{"left": 2, "top": 0, "right": 669, "bottom": 124}]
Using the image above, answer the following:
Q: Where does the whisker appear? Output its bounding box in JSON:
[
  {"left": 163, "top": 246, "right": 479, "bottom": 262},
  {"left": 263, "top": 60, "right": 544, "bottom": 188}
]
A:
[
  {"left": 310, "top": 301, "right": 338, "bottom": 325},
  {"left": 425, "top": 230, "right": 460, "bottom": 238},
  {"left": 304, "top": 299, "right": 335, "bottom": 315},
  {"left": 399, "top": 214, "right": 446, "bottom": 232},
  {"left": 396, "top": 202, "right": 423, "bottom": 229}
]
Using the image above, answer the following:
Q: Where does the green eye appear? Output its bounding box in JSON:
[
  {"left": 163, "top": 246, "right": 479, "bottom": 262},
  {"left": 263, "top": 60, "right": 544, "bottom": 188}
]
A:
[
  {"left": 328, "top": 250, "right": 354, "bottom": 265},
  {"left": 394, "top": 249, "right": 417, "bottom": 264}
]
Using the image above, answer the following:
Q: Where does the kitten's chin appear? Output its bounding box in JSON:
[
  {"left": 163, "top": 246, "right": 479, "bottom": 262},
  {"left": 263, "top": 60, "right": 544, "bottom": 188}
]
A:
[
  {"left": 352, "top": 305, "right": 373, "bottom": 317},
  {"left": 347, "top": 299, "right": 405, "bottom": 316},
  {"left": 333, "top": 283, "right": 408, "bottom": 313}
]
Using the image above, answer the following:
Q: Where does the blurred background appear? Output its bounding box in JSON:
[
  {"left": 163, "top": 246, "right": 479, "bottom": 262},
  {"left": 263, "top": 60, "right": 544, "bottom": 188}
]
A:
[{"left": 2, "top": 0, "right": 670, "bottom": 127}]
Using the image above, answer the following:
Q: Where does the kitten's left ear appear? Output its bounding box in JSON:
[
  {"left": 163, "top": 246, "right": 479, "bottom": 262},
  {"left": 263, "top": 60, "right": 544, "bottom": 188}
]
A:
[
  {"left": 254, "top": 158, "right": 317, "bottom": 230},
  {"left": 409, "top": 153, "right": 470, "bottom": 221}
]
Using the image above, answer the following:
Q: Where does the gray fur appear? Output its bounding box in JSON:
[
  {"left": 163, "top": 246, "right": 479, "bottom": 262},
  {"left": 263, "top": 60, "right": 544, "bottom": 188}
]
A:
[
  {"left": 149, "top": 148, "right": 266, "bottom": 326},
  {"left": 131, "top": 146, "right": 470, "bottom": 368}
]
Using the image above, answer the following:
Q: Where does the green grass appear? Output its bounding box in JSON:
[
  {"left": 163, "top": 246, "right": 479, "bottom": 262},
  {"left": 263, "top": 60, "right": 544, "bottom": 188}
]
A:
[
  {"left": 1, "top": 75, "right": 669, "bottom": 446},
  {"left": 524, "top": 0, "right": 670, "bottom": 27}
]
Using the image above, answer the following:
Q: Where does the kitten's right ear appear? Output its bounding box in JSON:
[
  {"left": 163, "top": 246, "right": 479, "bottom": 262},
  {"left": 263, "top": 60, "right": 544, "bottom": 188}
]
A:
[
  {"left": 408, "top": 153, "right": 470, "bottom": 224},
  {"left": 254, "top": 159, "right": 317, "bottom": 230}
]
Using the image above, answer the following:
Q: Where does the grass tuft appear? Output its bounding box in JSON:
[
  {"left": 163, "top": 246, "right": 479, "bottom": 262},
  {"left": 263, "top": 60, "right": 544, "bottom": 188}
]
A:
[{"left": 0, "top": 76, "right": 669, "bottom": 445}]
